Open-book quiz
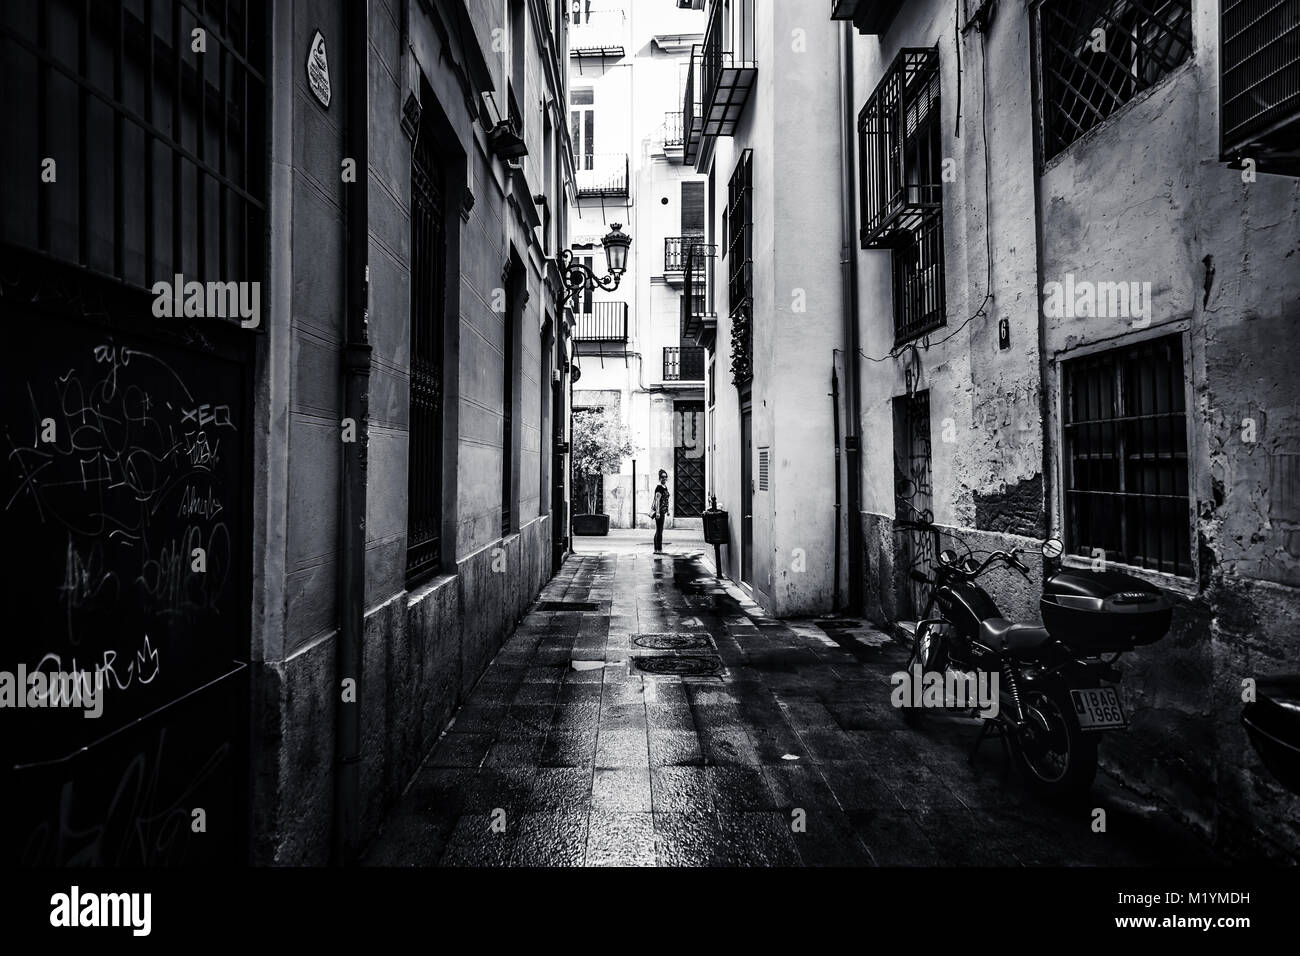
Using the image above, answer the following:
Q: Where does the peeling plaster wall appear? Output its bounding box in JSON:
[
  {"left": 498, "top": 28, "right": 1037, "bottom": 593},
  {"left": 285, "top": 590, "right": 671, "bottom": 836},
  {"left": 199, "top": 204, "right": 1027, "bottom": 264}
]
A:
[
  {"left": 1038, "top": 0, "right": 1300, "bottom": 859},
  {"left": 853, "top": 1, "right": 1300, "bottom": 859},
  {"left": 853, "top": 4, "right": 1046, "bottom": 629}
]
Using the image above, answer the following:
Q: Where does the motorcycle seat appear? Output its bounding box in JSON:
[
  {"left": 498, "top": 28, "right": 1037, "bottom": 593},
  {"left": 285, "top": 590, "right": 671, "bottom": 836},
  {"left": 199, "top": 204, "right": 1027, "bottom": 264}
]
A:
[{"left": 979, "top": 617, "right": 1051, "bottom": 654}]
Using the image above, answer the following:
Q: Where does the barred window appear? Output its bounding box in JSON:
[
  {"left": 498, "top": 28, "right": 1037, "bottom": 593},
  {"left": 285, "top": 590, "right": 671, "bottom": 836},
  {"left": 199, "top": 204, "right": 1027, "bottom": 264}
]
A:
[
  {"left": 0, "top": 0, "right": 267, "bottom": 292},
  {"left": 1038, "top": 0, "right": 1193, "bottom": 159},
  {"left": 1062, "top": 335, "right": 1191, "bottom": 576},
  {"left": 406, "top": 97, "right": 449, "bottom": 587},
  {"left": 858, "top": 47, "right": 945, "bottom": 344},
  {"left": 727, "top": 149, "right": 753, "bottom": 386}
]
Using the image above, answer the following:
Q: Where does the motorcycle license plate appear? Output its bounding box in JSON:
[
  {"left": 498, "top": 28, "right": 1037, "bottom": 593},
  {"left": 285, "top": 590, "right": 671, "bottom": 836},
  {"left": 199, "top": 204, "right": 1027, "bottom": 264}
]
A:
[{"left": 1070, "top": 687, "right": 1127, "bottom": 730}]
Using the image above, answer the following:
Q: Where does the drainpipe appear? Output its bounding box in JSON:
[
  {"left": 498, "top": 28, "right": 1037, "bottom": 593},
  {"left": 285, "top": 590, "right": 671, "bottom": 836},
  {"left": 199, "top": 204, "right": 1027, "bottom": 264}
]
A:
[
  {"left": 838, "top": 24, "right": 865, "bottom": 613},
  {"left": 1026, "top": 24, "right": 1052, "bottom": 539},
  {"left": 335, "top": 0, "right": 370, "bottom": 866}
]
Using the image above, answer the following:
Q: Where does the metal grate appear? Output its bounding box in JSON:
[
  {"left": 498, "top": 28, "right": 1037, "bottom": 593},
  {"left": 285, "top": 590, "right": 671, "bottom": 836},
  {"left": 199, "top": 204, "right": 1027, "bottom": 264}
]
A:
[
  {"left": 758, "top": 447, "right": 769, "bottom": 491},
  {"left": 727, "top": 149, "right": 753, "bottom": 386},
  {"left": 1220, "top": 0, "right": 1300, "bottom": 168},
  {"left": 858, "top": 47, "right": 942, "bottom": 247},
  {"left": 1038, "top": 0, "right": 1193, "bottom": 160},
  {"left": 406, "top": 93, "right": 448, "bottom": 587},
  {"left": 502, "top": 262, "right": 518, "bottom": 537},
  {"left": 674, "top": 401, "right": 706, "bottom": 516},
  {"left": 633, "top": 655, "right": 722, "bottom": 676},
  {"left": 894, "top": 390, "right": 934, "bottom": 619},
  {"left": 0, "top": 0, "right": 267, "bottom": 294},
  {"left": 1062, "top": 335, "right": 1190, "bottom": 576},
  {"left": 633, "top": 633, "right": 712, "bottom": 649},
  {"left": 664, "top": 345, "right": 706, "bottom": 381},
  {"left": 892, "top": 208, "right": 946, "bottom": 343}
]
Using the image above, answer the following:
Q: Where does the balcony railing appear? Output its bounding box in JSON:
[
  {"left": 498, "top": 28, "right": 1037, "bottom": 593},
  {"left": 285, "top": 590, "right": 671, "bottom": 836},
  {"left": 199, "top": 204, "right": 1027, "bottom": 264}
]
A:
[
  {"left": 696, "top": 0, "right": 757, "bottom": 140},
  {"left": 664, "top": 346, "right": 706, "bottom": 381},
  {"left": 682, "top": 241, "right": 717, "bottom": 347},
  {"left": 684, "top": 44, "right": 704, "bottom": 163},
  {"left": 575, "top": 153, "right": 629, "bottom": 197},
  {"left": 664, "top": 235, "right": 705, "bottom": 272},
  {"left": 663, "top": 111, "right": 685, "bottom": 148},
  {"left": 571, "top": 8, "right": 627, "bottom": 57},
  {"left": 574, "top": 302, "right": 629, "bottom": 342}
]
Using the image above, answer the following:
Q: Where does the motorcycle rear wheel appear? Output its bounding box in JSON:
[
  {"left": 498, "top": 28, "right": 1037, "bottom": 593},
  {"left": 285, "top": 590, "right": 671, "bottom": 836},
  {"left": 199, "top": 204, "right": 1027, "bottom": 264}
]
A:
[{"left": 1011, "top": 684, "right": 1099, "bottom": 798}]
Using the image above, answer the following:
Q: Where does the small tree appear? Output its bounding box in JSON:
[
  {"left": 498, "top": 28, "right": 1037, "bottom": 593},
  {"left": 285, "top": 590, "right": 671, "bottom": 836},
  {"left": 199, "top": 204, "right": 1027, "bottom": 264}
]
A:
[{"left": 571, "top": 407, "right": 636, "bottom": 515}]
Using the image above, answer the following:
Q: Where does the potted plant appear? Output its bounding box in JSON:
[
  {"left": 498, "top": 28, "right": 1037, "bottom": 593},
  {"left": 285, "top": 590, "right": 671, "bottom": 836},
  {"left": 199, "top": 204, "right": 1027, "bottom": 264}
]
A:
[{"left": 571, "top": 407, "right": 635, "bottom": 536}]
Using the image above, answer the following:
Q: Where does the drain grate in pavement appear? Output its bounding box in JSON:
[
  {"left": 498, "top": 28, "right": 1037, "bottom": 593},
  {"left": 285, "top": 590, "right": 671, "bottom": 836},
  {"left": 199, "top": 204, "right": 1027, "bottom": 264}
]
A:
[
  {"left": 632, "top": 633, "right": 713, "bottom": 650},
  {"left": 537, "top": 601, "right": 600, "bottom": 612},
  {"left": 632, "top": 655, "right": 722, "bottom": 676}
]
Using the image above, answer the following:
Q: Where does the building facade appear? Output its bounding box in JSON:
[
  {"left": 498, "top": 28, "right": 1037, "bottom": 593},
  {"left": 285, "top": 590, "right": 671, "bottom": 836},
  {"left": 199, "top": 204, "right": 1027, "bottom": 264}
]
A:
[
  {"left": 568, "top": 0, "right": 711, "bottom": 531},
  {"left": 681, "top": 0, "right": 1300, "bottom": 859},
  {"left": 2, "top": 0, "right": 574, "bottom": 865},
  {"left": 682, "top": 0, "right": 849, "bottom": 615}
]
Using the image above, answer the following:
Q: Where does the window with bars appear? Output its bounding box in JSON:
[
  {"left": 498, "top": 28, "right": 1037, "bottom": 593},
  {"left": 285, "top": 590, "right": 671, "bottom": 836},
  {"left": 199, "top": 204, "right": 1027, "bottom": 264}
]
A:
[
  {"left": 1062, "top": 335, "right": 1191, "bottom": 576},
  {"left": 406, "top": 93, "right": 449, "bottom": 587},
  {"left": 858, "top": 47, "right": 946, "bottom": 343},
  {"left": 727, "top": 149, "right": 753, "bottom": 386},
  {"left": 0, "top": 0, "right": 267, "bottom": 293},
  {"left": 502, "top": 263, "right": 519, "bottom": 537},
  {"left": 1038, "top": 0, "right": 1193, "bottom": 160}
]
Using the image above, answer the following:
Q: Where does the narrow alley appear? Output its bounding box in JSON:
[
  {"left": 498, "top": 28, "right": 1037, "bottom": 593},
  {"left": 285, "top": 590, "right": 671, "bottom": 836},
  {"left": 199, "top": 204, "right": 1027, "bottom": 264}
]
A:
[{"left": 366, "top": 545, "right": 1222, "bottom": 867}]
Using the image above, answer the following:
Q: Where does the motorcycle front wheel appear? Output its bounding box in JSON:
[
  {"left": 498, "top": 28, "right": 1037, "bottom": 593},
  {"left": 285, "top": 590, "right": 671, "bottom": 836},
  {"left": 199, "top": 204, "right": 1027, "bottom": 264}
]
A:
[{"left": 1011, "top": 683, "right": 1099, "bottom": 799}]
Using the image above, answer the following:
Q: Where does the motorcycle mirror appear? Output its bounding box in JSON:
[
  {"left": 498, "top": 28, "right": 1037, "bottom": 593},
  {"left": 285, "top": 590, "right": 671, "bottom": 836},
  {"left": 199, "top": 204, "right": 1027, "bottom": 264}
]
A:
[
  {"left": 938, "top": 548, "right": 958, "bottom": 566},
  {"left": 1042, "top": 538, "right": 1064, "bottom": 560}
]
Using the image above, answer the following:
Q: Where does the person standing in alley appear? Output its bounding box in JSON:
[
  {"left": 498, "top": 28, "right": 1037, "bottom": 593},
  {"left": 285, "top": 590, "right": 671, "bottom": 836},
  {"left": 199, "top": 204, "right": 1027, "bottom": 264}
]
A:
[{"left": 652, "top": 469, "right": 670, "bottom": 553}]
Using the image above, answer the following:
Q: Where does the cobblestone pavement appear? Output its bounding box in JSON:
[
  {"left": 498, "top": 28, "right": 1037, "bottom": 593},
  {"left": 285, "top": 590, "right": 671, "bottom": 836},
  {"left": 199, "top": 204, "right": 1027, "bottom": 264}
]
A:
[{"left": 365, "top": 551, "right": 1222, "bottom": 866}]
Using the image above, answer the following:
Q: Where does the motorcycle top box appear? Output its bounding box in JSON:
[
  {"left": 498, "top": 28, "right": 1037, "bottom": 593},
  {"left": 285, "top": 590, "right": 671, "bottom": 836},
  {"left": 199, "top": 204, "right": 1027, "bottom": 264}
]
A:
[{"left": 1039, "top": 567, "right": 1172, "bottom": 653}]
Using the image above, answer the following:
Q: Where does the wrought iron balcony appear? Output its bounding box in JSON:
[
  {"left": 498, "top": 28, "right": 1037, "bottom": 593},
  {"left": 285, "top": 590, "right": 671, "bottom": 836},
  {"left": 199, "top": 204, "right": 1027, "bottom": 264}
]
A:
[
  {"left": 574, "top": 302, "right": 629, "bottom": 342},
  {"left": 570, "top": 7, "right": 627, "bottom": 58},
  {"left": 575, "top": 153, "right": 629, "bottom": 198},
  {"left": 696, "top": 0, "right": 757, "bottom": 141},
  {"left": 681, "top": 241, "right": 717, "bottom": 348},
  {"left": 664, "top": 235, "right": 704, "bottom": 273},
  {"left": 683, "top": 45, "right": 705, "bottom": 163},
  {"left": 664, "top": 345, "right": 706, "bottom": 382},
  {"left": 663, "top": 111, "right": 685, "bottom": 148},
  {"left": 858, "top": 47, "right": 942, "bottom": 247}
]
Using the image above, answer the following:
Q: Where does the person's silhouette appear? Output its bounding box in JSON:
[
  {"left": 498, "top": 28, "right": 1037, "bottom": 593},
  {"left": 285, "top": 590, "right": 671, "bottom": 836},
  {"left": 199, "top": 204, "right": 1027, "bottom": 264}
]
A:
[{"left": 652, "top": 470, "right": 670, "bottom": 553}]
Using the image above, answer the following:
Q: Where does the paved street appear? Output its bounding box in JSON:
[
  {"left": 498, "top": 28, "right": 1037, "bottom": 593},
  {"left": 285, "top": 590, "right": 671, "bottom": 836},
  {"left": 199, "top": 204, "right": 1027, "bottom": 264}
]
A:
[{"left": 365, "top": 548, "right": 1223, "bottom": 867}]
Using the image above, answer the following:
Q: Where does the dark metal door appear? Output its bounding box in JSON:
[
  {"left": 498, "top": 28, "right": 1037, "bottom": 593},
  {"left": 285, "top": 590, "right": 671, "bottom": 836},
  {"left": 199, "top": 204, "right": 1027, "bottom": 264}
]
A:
[
  {"left": 740, "top": 402, "right": 753, "bottom": 583},
  {"left": 893, "top": 389, "right": 934, "bottom": 619},
  {"left": 406, "top": 117, "right": 448, "bottom": 584},
  {"left": 674, "top": 401, "right": 705, "bottom": 516}
]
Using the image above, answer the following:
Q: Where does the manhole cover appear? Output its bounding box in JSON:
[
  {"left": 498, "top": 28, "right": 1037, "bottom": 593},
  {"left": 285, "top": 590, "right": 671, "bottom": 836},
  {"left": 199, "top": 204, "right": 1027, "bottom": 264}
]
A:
[
  {"left": 537, "top": 601, "right": 599, "bottom": 612},
  {"left": 633, "top": 633, "right": 711, "bottom": 650},
  {"left": 633, "top": 655, "right": 722, "bottom": 676}
]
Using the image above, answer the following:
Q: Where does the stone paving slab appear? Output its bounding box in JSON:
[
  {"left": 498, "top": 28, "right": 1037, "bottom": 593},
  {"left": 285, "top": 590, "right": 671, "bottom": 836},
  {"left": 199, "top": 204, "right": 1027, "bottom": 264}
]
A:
[{"left": 364, "top": 550, "right": 1224, "bottom": 867}]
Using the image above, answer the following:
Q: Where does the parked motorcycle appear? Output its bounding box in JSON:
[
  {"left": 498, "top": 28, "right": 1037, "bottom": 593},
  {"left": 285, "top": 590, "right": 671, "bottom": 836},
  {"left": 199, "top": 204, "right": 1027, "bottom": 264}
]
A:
[{"left": 894, "top": 518, "right": 1172, "bottom": 798}]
